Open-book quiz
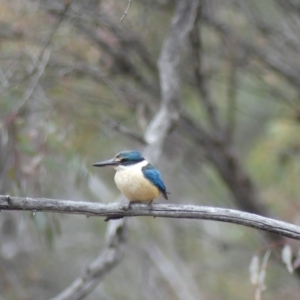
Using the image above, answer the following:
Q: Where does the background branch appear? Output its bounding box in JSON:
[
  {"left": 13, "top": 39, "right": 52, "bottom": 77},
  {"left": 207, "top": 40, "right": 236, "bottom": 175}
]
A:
[
  {"left": 49, "top": 1, "right": 199, "bottom": 298},
  {"left": 189, "top": 6, "right": 221, "bottom": 133},
  {"left": 51, "top": 218, "right": 126, "bottom": 300},
  {"left": 119, "top": 0, "right": 132, "bottom": 22},
  {"left": 1, "top": 195, "right": 300, "bottom": 241},
  {"left": 3, "top": 0, "right": 300, "bottom": 298}
]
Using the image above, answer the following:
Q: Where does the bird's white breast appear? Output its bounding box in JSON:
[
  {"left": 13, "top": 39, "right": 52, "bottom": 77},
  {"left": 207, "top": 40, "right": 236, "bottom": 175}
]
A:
[{"left": 114, "top": 160, "right": 160, "bottom": 202}]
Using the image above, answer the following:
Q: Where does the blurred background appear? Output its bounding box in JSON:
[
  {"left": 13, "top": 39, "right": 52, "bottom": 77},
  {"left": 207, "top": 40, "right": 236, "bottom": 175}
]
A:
[{"left": 1, "top": 0, "right": 300, "bottom": 299}]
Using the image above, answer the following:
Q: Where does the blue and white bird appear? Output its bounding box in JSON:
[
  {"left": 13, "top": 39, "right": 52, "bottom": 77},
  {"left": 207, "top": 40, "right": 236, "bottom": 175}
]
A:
[{"left": 93, "top": 150, "right": 168, "bottom": 205}]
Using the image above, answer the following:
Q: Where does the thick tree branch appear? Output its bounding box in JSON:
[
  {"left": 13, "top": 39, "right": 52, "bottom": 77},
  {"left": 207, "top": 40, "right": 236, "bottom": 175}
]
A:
[{"left": 1, "top": 195, "right": 300, "bottom": 241}]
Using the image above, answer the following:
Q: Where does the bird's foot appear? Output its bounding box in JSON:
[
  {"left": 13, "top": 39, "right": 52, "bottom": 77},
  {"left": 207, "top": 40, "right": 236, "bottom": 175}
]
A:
[
  {"left": 147, "top": 200, "right": 153, "bottom": 210},
  {"left": 121, "top": 202, "right": 133, "bottom": 211}
]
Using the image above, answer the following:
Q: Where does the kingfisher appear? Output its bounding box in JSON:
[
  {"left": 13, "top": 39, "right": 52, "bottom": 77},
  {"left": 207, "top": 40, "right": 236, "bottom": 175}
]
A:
[{"left": 92, "top": 150, "right": 168, "bottom": 205}]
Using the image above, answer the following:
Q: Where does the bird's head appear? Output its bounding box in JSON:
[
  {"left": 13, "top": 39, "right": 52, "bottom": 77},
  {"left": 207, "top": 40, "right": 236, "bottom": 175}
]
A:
[{"left": 93, "top": 150, "right": 144, "bottom": 168}]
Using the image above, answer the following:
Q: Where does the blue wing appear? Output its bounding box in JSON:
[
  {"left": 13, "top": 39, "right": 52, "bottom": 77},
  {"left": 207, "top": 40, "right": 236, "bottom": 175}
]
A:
[{"left": 142, "top": 164, "right": 168, "bottom": 200}]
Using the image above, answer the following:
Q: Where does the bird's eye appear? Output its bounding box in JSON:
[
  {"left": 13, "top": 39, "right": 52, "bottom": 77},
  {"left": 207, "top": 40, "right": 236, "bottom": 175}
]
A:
[{"left": 121, "top": 158, "right": 128, "bottom": 162}]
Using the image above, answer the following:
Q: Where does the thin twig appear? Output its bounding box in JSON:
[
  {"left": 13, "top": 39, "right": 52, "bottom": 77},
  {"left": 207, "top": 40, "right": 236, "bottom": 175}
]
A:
[
  {"left": 119, "top": 0, "right": 132, "bottom": 22},
  {"left": 226, "top": 44, "right": 238, "bottom": 144},
  {"left": 13, "top": 48, "right": 51, "bottom": 114},
  {"left": 105, "top": 118, "right": 146, "bottom": 145},
  {"left": 190, "top": 7, "right": 222, "bottom": 134},
  {"left": 42, "top": 1, "right": 72, "bottom": 50},
  {"left": 22, "top": 1, "right": 71, "bottom": 81},
  {"left": 145, "top": 245, "right": 203, "bottom": 300},
  {"left": 10, "top": 1, "right": 71, "bottom": 116},
  {"left": 202, "top": 12, "right": 300, "bottom": 94},
  {"left": 68, "top": 62, "right": 127, "bottom": 103}
]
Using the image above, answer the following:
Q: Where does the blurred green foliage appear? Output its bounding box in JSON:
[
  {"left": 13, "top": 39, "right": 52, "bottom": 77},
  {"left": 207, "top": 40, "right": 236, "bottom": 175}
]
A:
[{"left": 1, "top": 0, "right": 300, "bottom": 299}]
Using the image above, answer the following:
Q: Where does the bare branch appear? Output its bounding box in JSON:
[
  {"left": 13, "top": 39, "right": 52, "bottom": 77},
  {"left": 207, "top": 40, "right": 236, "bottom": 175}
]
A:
[
  {"left": 202, "top": 11, "right": 300, "bottom": 94},
  {"left": 40, "top": 0, "right": 72, "bottom": 61},
  {"left": 42, "top": 2, "right": 158, "bottom": 79},
  {"left": 14, "top": 48, "right": 51, "bottom": 114},
  {"left": 145, "top": 0, "right": 200, "bottom": 159},
  {"left": 181, "top": 113, "right": 271, "bottom": 217},
  {"left": 64, "top": 62, "right": 127, "bottom": 103},
  {"left": 1, "top": 195, "right": 300, "bottom": 241},
  {"left": 68, "top": 19, "right": 158, "bottom": 97},
  {"left": 47, "top": 2, "right": 198, "bottom": 298},
  {"left": 190, "top": 7, "right": 222, "bottom": 133},
  {"left": 225, "top": 45, "right": 238, "bottom": 144},
  {"left": 119, "top": 0, "right": 132, "bottom": 22},
  {"left": 51, "top": 218, "right": 126, "bottom": 300},
  {"left": 145, "top": 245, "right": 203, "bottom": 300},
  {"left": 105, "top": 119, "right": 146, "bottom": 145}
]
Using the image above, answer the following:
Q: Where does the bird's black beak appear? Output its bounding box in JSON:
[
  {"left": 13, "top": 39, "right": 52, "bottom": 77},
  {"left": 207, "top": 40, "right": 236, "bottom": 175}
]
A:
[{"left": 92, "top": 158, "right": 118, "bottom": 167}]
